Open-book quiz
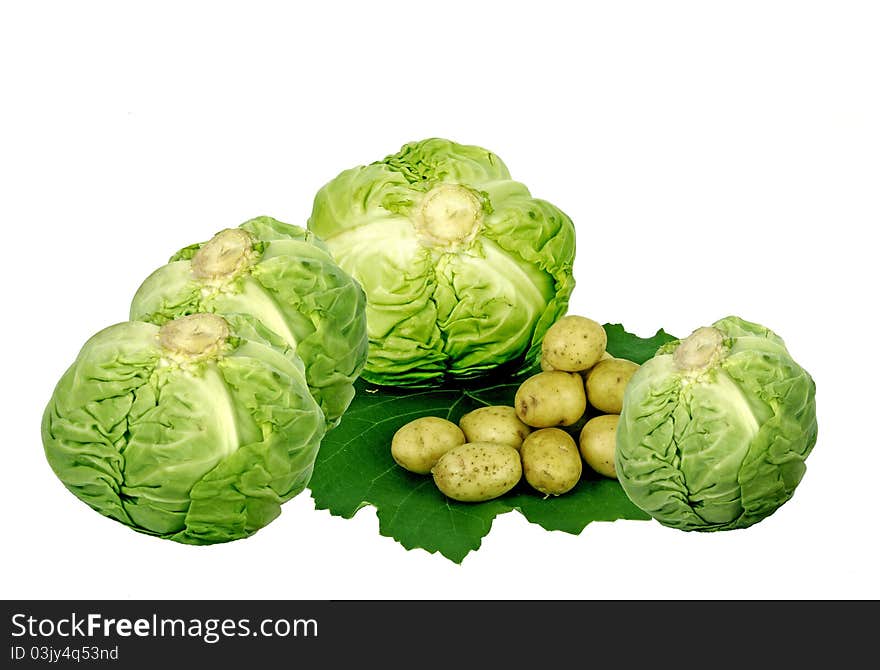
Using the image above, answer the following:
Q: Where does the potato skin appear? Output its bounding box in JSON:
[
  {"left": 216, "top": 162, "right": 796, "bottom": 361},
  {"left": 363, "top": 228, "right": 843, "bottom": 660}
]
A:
[
  {"left": 515, "top": 371, "right": 587, "bottom": 427},
  {"left": 579, "top": 414, "right": 619, "bottom": 479},
  {"left": 521, "top": 428, "right": 583, "bottom": 496},
  {"left": 459, "top": 405, "right": 531, "bottom": 450},
  {"left": 431, "top": 443, "right": 522, "bottom": 502},
  {"left": 585, "top": 358, "right": 640, "bottom": 414},
  {"left": 391, "top": 417, "right": 465, "bottom": 475},
  {"left": 542, "top": 315, "right": 608, "bottom": 372}
]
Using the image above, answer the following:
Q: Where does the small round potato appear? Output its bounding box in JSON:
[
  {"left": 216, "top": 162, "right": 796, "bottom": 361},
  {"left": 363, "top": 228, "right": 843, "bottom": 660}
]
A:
[
  {"left": 542, "top": 315, "right": 608, "bottom": 372},
  {"left": 515, "top": 371, "right": 587, "bottom": 428},
  {"left": 459, "top": 406, "right": 531, "bottom": 450},
  {"left": 579, "top": 414, "right": 620, "bottom": 479},
  {"left": 391, "top": 417, "right": 465, "bottom": 475},
  {"left": 585, "top": 358, "right": 640, "bottom": 414},
  {"left": 521, "top": 428, "right": 583, "bottom": 496},
  {"left": 431, "top": 443, "right": 522, "bottom": 502}
]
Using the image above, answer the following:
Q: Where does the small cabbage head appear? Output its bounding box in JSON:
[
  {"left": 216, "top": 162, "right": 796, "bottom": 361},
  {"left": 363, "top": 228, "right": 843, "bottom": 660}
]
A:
[
  {"left": 307, "top": 138, "right": 576, "bottom": 385},
  {"left": 130, "top": 216, "right": 368, "bottom": 426},
  {"left": 42, "top": 313, "right": 326, "bottom": 544},
  {"left": 616, "top": 316, "right": 818, "bottom": 531}
]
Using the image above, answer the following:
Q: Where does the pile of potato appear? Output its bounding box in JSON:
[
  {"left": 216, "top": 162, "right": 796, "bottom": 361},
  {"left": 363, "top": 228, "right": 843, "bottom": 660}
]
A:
[{"left": 390, "top": 315, "right": 640, "bottom": 502}]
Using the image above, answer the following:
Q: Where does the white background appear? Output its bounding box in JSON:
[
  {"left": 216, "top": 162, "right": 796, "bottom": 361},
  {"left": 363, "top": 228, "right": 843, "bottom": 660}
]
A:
[{"left": 2, "top": 1, "right": 877, "bottom": 599}]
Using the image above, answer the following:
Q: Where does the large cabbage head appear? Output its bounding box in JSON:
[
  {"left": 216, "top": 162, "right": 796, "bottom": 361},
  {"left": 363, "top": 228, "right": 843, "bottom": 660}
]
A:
[
  {"left": 615, "top": 316, "right": 818, "bottom": 531},
  {"left": 307, "top": 138, "right": 576, "bottom": 385},
  {"left": 130, "top": 216, "right": 368, "bottom": 426},
  {"left": 42, "top": 313, "right": 326, "bottom": 544}
]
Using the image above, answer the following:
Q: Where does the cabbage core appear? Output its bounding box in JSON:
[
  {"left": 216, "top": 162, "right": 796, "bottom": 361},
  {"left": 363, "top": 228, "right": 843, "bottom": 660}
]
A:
[
  {"left": 191, "top": 228, "right": 257, "bottom": 281},
  {"left": 414, "top": 184, "right": 482, "bottom": 251},
  {"left": 159, "top": 313, "right": 230, "bottom": 361},
  {"left": 673, "top": 326, "right": 726, "bottom": 377}
]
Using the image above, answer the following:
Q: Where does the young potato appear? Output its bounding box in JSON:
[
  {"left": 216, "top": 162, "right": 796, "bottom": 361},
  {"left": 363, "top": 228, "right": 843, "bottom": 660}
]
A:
[
  {"left": 515, "top": 371, "right": 587, "bottom": 428},
  {"left": 391, "top": 416, "right": 465, "bottom": 475},
  {"left": 579, "top": 414, "right": 619, "bottom": 479},
  {"left": 431, "top": 443, "right": 522, "bottom": 502},
  {"left": 459, "top": 406, "right": 531, "bottom": 450},
  {"left": 539, "top": 351, "right": 557, "bottom": 372},
  {"left": 521, "top": 428, "right": 583, "bottom": 496},
  {"left": 585, "top": 358, "right": 640, "bottom": 414},
  {"left": 542, "top": 315, "right": 608, "bottom": 372}
]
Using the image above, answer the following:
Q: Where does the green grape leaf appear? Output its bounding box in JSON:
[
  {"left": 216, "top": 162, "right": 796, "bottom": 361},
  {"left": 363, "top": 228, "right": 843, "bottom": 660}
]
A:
[{"left": 308, "top": 324, "right": 676, "bottom": 562}]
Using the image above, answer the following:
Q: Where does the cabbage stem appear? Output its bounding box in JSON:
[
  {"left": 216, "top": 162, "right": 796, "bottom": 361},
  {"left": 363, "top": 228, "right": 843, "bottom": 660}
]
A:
[
  {"left": 414, "top": 184, "right": 482, "bottom": 251},
  {"left": 673, "top": 327, "right": 725, "bottom": 374},
  {"left": 159, "top": 313, "right": 230, "bottom": 360},
  {"left": 191, "top": 228, "right": 256, "bottom": 280}
]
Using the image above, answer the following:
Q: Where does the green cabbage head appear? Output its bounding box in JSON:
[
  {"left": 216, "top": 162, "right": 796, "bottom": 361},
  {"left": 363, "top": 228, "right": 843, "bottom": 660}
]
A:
[
  {"left": 615, "top": 316, "right": 818, "bottom": 531},
  {"left": 42, "top": 313, "right": 325, "bottom": 544},
  {"left": 307, "top": 138, "right": 576, "bottom": 385},
  {"left": 130, "top": 216, "right": 368, "bottom": 426}
]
